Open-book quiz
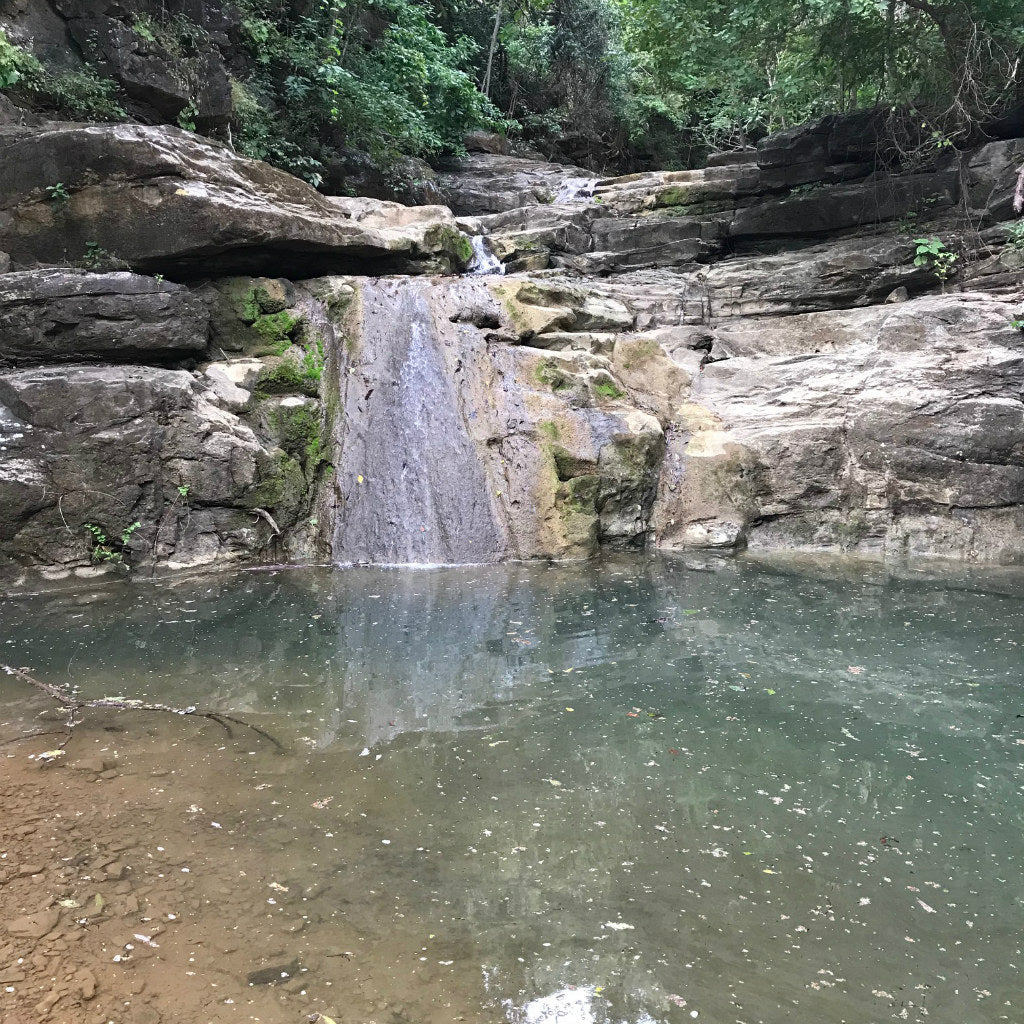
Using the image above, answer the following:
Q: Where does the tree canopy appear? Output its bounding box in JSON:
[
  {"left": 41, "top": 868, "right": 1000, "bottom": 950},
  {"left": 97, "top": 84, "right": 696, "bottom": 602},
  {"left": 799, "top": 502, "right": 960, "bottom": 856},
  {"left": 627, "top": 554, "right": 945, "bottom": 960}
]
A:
[{"left": 2, "top": 0, "right": 1021, "bottom": 176}]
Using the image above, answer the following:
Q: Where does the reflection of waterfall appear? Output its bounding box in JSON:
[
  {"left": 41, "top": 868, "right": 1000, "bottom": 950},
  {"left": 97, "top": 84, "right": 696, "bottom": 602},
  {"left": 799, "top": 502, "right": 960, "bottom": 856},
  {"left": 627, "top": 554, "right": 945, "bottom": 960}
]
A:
[
  {"left": 332, "top": 279, "right": 508, "bottom": 566},
  {"left": 468, "top": 234, "right": 505, "bottom": 275},
  {"left": 554, "top": 177, "right": 598, "bottom": 203}
]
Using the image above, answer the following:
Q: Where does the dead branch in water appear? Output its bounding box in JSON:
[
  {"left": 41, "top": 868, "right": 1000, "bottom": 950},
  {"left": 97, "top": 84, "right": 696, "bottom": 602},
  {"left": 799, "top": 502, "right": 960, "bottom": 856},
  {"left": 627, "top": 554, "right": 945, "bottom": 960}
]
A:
[{"left": 1, "top": 664, "right": 284, "bottom": 752}]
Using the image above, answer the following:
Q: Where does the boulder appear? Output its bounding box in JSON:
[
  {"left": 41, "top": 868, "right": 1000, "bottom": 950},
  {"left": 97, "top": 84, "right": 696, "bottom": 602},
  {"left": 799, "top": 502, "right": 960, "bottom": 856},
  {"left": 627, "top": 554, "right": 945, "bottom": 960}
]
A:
[
  {"left": 60, "top": 7, "right": 232, "bottom": 130},
  {"left": 964, "top": 138, "right": 1024, "bottom": 221},
  {"left": 0, "top": 124, "right": 471, "bottom": 278},
  {"left": 653, "top": 293, "right": 1024, "bottom": 562},
  {"left": 465, "top": 131, "right": 510, "bottom": 155},
  {"left": 0, "top": 363, "right": 310, "bottom": 575},
  {"left": 434, "top": 152, "right": 595, "bottom": 215},
  {"left": 0, "top": 269, "right": 209, "bottom": 365}
]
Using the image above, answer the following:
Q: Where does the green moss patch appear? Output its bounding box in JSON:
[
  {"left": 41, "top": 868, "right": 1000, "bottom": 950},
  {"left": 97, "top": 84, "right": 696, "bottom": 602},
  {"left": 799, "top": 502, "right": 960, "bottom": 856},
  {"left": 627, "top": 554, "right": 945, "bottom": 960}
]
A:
[
  {"left": 592, "top": 378, "right": 625, "bottom": 400},
  {"left": 252, "top": 309, "right": 304, "bottom": 355},
  {"left": 535, "top": 358, "right": 574, "bottom": 392}
]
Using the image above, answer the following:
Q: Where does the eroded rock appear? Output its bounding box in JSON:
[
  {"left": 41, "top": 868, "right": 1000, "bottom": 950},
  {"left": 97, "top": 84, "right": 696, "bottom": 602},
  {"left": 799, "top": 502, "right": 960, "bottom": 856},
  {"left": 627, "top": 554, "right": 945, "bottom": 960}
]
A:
[
  {"left": 0, "top": 269, "right": 208, "bottom": 365},
  {"left": 0, "top": 124, "right": 470, "bottom": 278}
]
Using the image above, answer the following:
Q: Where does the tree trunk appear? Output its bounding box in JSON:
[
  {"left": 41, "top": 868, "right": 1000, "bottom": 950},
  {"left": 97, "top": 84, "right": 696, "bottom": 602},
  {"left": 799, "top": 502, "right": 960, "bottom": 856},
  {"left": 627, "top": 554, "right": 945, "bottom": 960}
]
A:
[{"left": 482, "top": 0, "right": 504, "bottom": 99}]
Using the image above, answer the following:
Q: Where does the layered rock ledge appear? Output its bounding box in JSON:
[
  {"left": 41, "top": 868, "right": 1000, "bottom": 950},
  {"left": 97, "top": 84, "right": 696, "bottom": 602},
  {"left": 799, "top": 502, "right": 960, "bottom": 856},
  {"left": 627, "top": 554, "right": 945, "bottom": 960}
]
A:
[{"left": 0, "top": 114, "right": 1022, "bottom": 586}]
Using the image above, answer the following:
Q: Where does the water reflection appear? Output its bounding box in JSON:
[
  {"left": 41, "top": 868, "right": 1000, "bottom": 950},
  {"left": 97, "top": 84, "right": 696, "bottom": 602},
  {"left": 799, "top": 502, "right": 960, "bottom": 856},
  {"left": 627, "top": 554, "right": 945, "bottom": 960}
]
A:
[{"left": 2, "top": 555, "right": 1024, "bottom": 1024}]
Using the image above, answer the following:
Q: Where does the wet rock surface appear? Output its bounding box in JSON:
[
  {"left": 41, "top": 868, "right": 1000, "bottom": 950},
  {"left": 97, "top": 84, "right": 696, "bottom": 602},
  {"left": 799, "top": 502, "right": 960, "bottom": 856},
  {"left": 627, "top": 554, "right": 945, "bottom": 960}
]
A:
[{"left": 0, "top": 109, "right": 1022, "bottom": 581}]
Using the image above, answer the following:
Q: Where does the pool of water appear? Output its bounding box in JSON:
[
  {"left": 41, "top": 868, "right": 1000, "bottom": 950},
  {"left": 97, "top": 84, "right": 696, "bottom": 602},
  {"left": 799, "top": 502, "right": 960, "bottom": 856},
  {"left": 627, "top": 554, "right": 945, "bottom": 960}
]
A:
[{"left": 2, "top": 554, "right": 1023, "bottom": 1024}]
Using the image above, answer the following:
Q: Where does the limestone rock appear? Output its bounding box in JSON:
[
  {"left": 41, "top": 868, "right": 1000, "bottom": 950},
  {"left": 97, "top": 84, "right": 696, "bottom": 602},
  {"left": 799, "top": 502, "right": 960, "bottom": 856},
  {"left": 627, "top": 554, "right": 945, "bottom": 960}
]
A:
[
  {"left": 0, "top": 124, "right": 469, "bottom": 278},
  {"left": 0, "top": 269, "right": 209, "bottom": 365},
  {"left": 0, "top": 364, "right": 301, "bottom": 575},
  {"left": 434, "top": 152, "right": 595, "bottom": 215},
  {"left": 653, "top": 293, "right": 1024, "bottom": 562}
]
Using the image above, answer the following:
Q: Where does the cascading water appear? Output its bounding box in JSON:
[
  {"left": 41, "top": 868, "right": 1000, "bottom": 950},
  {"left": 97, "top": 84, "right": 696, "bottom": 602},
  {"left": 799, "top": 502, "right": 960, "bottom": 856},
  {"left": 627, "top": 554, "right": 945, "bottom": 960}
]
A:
[
  {"left": 331, "top": 279, "right": 508, "bottom": 565},
  {"left": 467, "top": 234, "right": 505, "bottom": 275},
  {"left": 553, "top": 177, "right": 598, "bottom": 203}
]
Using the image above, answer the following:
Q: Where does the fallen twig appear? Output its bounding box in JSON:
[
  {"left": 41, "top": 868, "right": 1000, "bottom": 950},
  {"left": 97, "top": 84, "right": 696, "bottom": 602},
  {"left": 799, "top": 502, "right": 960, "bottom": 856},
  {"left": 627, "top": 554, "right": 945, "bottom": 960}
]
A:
[{"left": 2, "top": 665, "right": 284, "bottom": 752}]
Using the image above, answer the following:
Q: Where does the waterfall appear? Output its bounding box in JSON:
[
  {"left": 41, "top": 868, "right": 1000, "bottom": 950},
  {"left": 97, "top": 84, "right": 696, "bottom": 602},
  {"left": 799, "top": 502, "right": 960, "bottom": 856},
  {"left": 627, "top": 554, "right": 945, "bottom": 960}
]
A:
[
  {"left": 553, "top": 177, "right": 598, "bottom": 203},
  {"left": 331, "top": 279, "right": 509, "bottom": 566},
  {"left": 467, "top": 234, "right": 504, "bottom": 275}
]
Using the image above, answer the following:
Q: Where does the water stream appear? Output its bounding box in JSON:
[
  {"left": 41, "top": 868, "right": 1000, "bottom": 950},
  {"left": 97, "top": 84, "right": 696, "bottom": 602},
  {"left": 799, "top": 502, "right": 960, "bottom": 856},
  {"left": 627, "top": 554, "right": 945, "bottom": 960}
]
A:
[
  {"left": 2, "top": 555, "right": 1023, "bottom": 1023},
  {"left": 468, "top": 235, "right": 505, "bottom": 276},
  {"left": 332, "top": 279, "right": 508, "bottom": 565},
  {"left": 554, "top": 178, "right": 599, "bottom": 204}
]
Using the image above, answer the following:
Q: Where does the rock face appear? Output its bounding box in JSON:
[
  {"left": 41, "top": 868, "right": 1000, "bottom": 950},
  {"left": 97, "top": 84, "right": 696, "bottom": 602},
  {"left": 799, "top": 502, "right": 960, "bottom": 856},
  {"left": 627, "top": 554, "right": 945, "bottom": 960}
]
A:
[
  {"left": 0, "top": 110, "right": 1022, "bottom": 585},
  {"left": 0, "top": 268, "right": 340, "bottom": 584},
  {"left": 0, "top": 269, "right": 208, "bottom": 364},
  {"left": 649, "top": 295, "right": 1024, "bottom": 561},
  {"left": 0, "top": 124, "right": 471, "bottom": 278},
  {"left": 332, "top": 277, "right": 663, "bottom": 562}
]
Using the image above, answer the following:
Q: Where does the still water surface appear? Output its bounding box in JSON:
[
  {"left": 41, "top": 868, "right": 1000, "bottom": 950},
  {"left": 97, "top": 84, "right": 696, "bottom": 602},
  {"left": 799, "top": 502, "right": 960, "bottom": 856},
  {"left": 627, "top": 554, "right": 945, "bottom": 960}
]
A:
[{"left": 2, "top": 554, "right": 1023, "bottom": 1024}]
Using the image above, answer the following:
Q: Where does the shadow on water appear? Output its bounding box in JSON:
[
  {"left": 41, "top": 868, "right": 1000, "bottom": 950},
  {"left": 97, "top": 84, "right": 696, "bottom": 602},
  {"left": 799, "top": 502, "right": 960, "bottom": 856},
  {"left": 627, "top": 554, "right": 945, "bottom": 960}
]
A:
[{"left": 2, "top": 553, "right": 1024, "bottom": 1023}]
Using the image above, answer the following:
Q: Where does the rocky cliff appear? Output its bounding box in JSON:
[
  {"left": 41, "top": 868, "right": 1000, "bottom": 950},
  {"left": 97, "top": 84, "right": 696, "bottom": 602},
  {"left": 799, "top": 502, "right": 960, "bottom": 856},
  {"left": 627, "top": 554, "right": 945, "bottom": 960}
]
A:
[{"left": 0, "top": 114, "right": 1022, "bottom": 587}]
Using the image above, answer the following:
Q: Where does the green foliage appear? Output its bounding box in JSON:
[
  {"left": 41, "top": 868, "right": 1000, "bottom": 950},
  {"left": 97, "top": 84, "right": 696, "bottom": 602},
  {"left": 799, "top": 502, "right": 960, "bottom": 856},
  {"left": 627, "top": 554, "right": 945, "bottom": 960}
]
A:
[
  {"left": 1, "top": 29, "right": 127, "bottom": 121},
  {"left": 45, "top": 68, "right": 127, "bottom": 121},
  {"left": 176, "top": 484, "right": 191, "bottom": 499},
  {"left": 1012, "top": 317, "right": 1024, "bottom": 332},
  {"left": 46, "top": 182, "right": 70, "bottom": 204},
  {"left": 81, "top": 242, "right": 126, "bottom": 271},
  {"left": 1005, "top": 221, "right": 1024, "bottom": 251},
  {"left": 84, "top": 521, "right": 141, "bottom": 564},
  {"left": 0, "top": 28, "right": 40, "bottom": 89},
  {"left": 176, "top": 99, "right": 199, "bottom": 132},
  {"left": 913, "top": 237, "right": 959, "bottom": 281},
  {"left": 611, "top": 0, "right": 1024, "bottom": 152},
  {"left": 229, "top": 0, "right": 502, "bottom": 182}
]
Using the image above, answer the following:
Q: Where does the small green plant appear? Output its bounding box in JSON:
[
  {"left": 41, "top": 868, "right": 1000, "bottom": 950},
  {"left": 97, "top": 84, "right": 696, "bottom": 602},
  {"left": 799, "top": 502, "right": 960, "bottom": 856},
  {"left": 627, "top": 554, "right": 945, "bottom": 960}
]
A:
[
  {"left": 535, "top": 358, "right": 573, "bottom": 392},
  {"left": 132, "top": 15, "right": 159, "bottom": 44},
  {"left": 301, "top": 336, "right": 326, "bottom": 383},
  {"left": 1011, "top": 317, "right": 1024, "bottom": 332},
  {"left": 176, "top": 99, "right": 199, "bottom": 132},
  {"left": 80, "top": 242, "right": 126, "bottom": 270},
  {"left": 1004, "top": 221, "right": 1024, "bottom": 251},
  {"left": 84, "top": 521, "right": 141, "bottom": 564},
  {"left": 45, "top": 182, "right": 69, "bottom": 204},
  {"left": 176, "top": 484, "right": 190, "bottom": 499},
  {"left": 913, "top": 237, "right": 958, "bottom": 282}
]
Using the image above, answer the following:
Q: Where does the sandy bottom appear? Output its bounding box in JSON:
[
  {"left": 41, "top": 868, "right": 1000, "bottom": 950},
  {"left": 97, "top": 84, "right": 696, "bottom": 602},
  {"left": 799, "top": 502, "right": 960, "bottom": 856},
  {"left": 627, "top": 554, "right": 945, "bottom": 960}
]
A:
[{"left": 0, "top": 706, "right": 493, "bottom": 1024}]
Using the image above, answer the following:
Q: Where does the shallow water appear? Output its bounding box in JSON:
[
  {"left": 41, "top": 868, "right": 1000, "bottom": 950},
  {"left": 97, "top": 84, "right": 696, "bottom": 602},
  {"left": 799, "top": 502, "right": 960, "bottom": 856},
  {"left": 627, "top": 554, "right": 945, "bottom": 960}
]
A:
[{"left": 2, "top": 554, "right": 1024, "bottom": 1024}]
